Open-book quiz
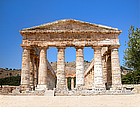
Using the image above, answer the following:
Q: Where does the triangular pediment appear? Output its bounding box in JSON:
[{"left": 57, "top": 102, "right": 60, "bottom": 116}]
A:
[{"left": 21, "top": 19, "right": 121, "bottom": 33}]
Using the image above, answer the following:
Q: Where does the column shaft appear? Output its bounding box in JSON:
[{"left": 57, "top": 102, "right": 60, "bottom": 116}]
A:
[
  {"left": 71, "top": 77, "right": 74, "bottom": 90},
  {"left": 111, "top": 47, "right": 122, "bottom": 89},
  {"left": 56, "top": 48, "right": 66, "bottom": 90},
  {"left": 30, "top": 54, "right": 34, "bottom": 90},
  {"left": 21, "top": 47, "right": 30, "bottom": 91},
  {"left": 66, "top": 77, "right": 68, "bottom": 89},
  {"left": 76, "top": 47, "right": 84, "bottom": 88},
  {"left": 107, "top": 55, "right": 112, "bottom": 88},
  {"left": 93, "top": 47, "right": 105, "bottom": 89},
  {"left": 34, "top": 58, "right": 37, "bottom": 87},
  {"left": 37, "top": 48, "right": 47, "bottom": 89}
]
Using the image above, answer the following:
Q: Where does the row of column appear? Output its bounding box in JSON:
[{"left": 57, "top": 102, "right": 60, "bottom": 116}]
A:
[
  {"left": 56, "top": 47, "right": 85, "bottom": 90},
  {"left": 21, "top": 45, "right": 122, "bottom": 91},
  {"left": 20, "top": 47, "right": 47, "bottom": 91}
]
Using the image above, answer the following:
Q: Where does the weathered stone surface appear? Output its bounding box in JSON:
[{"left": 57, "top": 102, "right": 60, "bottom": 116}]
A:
[
  {"left": 30, "top": 53, "right": 34, "bottom": 90},
  {"left": 20, "top": 19, "right": 124, "bottom": 95},
  {"left": 93, "top": 47, "right": 105, "bottom": 90},
  {"left": 21, "top": 48, "right": 30, "bottom": 91},
  {"left": 71, "top": 77, "right": 75, "bottom": 90},
  {"left": 56, "top": 48, "right": 66, "bottom": 90},
  {"left": 76, "top": 47, "right": 84, "bottom": 88},
  {"left": 84, "top": 59, "right": 94, "bottom": 89},
  {"left": 111, "top": 47, "right": 122, "bottom": 89},
  {"left": 37, "top": 48, "right": 47, "bottom": 89}
]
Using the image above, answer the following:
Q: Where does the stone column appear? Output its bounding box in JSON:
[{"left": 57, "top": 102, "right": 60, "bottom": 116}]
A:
[
  {"left": 34, "top": 58, "right": 37, "bottom": 87},
  {"left": 30, "top": 53, "right": 35, "bottom": 90},
  {"left": 111, "top": 46, "right": 122, "bottom": 89},
  {"left": 93, "top": 47, "right": 105, "bottom": 90},
  {"left": 34, "top": 57, "right": 39, "bottom": 87},
  {"left": 56, "top": 47, "right": 66, "bottom": 90},
  {"left": 76, "top": 47, "right": 84, "bottom": 88},
  {"left": 102, "top": 55, "right": 107, "bottom": 84},
  {"left": 21, "top": 47, "right": 30, "bottom": 91},
  {"left": 71, "top": 77, "right": 74, "bottom": 90},
  {"left": 37, "top": 47, "right": 47, "bottom": 89},
  {"left": 107, "top": 55, "right": 112, "bottom": 89},
  {"left": 66, "top": 77, "right": 68, "bottom": 89}
]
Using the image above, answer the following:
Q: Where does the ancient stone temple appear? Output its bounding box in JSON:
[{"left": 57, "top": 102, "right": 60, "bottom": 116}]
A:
[{"left": 20, "top": 19, "right": 122, "bottom": 95}]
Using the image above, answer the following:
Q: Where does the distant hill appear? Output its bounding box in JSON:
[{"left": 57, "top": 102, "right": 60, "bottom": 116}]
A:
[
  {"left": 0, "top": 68, "right": 21, "bottom": 79},
  {"left": 0, "top": 61, "right": 130, "bottom": 79}
]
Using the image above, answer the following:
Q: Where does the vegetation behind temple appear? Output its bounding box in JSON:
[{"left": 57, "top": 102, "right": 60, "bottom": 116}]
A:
[
  {"left": 0, "top": 65, "right": 135, "bottom": 86},
  {"left": 123, "top": 26, "right": 140, "bottom": 84},
  {"left": 0, "top": 75, "right": 21, "bottom": 86}
]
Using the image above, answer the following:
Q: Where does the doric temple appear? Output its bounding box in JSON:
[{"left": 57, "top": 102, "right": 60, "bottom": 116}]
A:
[{"left": 20, "top": 19, "right": 122, "bottom": 95}]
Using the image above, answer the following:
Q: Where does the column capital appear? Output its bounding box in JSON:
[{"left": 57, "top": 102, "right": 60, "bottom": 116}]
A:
[
  {"left": 75, "top": 46, "right": 84, "bottom": 50},
  {"left": 38, "top": 46, "right": 49, "bottom": 50},
  {"left": 92, "top": 46, "right": 102, "bottom": 50},
  {"left": 57, "top": 46, "right": 66, "bottom": 50},
  {"left": 110, "top": 45, "right": 120, "bottom": 50},
  {"left": 37, "top": 43, "right": 49, "bottom": 49},
  {"left": 21, "top": 45, "right": 31, "bottom": 50}
]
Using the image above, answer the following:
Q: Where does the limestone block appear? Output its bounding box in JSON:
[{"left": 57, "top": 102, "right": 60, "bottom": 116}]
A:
[
  {"left": 111, "top": 47, "right": 122, "bottom": 89},
  {"left": 56, "top": 48, "right": 66, "bottom": 90},
  {"left": 38, "top": 48, "right": 47, "bottom": 88},
  {"left": 93, "top": 47, "right": 105, "bottom": 89},
  {"left": 21, "top": 48, "right": 30, "bottom": 91},
  {"left": 76, "top": 48, "right": 84, "bottom": 88}
]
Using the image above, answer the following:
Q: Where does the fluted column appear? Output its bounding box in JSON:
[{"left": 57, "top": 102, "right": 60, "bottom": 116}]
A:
[
  {"left": 76, "top": 47, "right": 84, "bottom": 88},
  {"left": 111, "top": 46, "right": 122, "bottom": 89},
  {"left": 21, "top": 47, "right": 30, "bottom": 91},
  {"left": 93, "top": 47, "right": 105, "bottom": 90},
  {"left": 37, "top": 47, "right": 47, "bottom": 89},
  {"left": 56, "top": 47, "right": 66, "bottom": 90},
  {"left": 71, "top": 77, "right": 74, "bottom": 90}
]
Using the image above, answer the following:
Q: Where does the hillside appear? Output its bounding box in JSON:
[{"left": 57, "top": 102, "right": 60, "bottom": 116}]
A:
[
  {"left": 0, "top": 68, "right": 21, "bottom": 79},
  {"left": 0, "top": 61, "right": 130, "bottom": 79}
]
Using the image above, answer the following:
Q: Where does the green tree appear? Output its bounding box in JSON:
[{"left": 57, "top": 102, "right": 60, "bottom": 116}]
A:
[
  {"left": 123, "top": 26, "right": 140, "bottom": 84},
  {"left": 0, "top": 75, "right": 21, "bottom": 86}
]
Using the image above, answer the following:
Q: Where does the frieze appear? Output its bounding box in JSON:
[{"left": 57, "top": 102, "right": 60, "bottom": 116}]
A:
[
  {"left": 21, "top": 38, "right": 120, "bottom": 48},
  {"left": 22, "top": 32, "right": 118, "bottom": 42}
]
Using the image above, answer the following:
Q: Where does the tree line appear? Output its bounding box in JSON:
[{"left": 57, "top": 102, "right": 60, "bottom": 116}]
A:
[
  {"left": 122, "top": 26, "right": 140, "bottom": 84},
  {"left": 0, "top": 75, "right": 21, "bottom": 86}
]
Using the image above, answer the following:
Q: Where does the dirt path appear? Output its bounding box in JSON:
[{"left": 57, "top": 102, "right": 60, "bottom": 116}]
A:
[{"left": 0, "top": 94, "right": 140, "bottom": 107}]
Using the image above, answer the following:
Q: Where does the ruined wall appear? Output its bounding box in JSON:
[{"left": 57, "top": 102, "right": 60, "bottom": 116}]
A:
[
  {"left": 84, "top": 68, "right": 94, "bottom": 89},
  {"left": 84, "top": 47, "right": 109, "bottom": 89},
  {"left": 46, "top": 60, "right": 56, "bottom": 90}
]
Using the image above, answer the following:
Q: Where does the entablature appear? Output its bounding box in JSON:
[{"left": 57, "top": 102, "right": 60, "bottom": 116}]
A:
[
  {"left": 21, "top": 38, "right": 120, "bottom": 48},
  {"left": 21, "top": 31, "right": 119, "bottom": 42}
]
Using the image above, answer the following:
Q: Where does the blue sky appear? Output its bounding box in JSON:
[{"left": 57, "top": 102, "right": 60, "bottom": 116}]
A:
[{"left": 0, "top": 0, "right": 139, "bottom": 69}]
